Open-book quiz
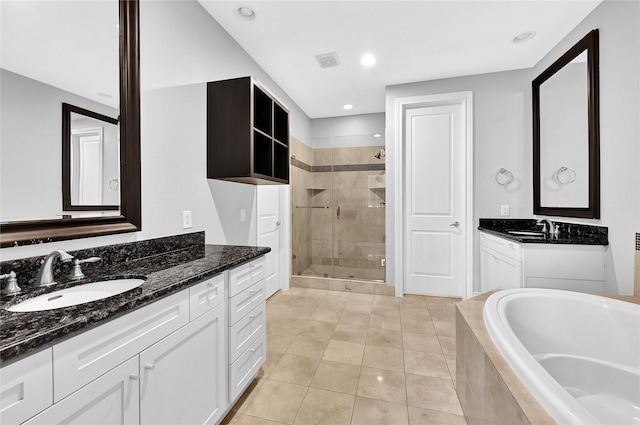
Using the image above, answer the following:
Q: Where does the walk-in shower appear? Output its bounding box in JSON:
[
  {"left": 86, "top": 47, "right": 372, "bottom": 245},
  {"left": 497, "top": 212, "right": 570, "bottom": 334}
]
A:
[{"left": 290, "top": 134, "right": 386, "bottom": 281}]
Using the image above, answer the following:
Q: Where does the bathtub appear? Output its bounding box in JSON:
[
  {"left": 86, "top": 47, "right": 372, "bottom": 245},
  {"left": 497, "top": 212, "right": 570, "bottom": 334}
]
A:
[{"left": 484, "top": 288, "right": 640, "bottom": 425}]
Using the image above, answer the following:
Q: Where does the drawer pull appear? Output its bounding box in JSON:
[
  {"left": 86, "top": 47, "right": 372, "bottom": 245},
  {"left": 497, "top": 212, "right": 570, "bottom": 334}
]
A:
[
  {"left": 145, "top": 363, "right": 155, "bottom": 370},
  {"left": 129, "top": 374, "right": 140, "bottom": 380},
  {"left": 250, "top": 289, "right": 256, "bottom": 294},
  {"left": 249, "top": 314, "right": 255, "bottom": 319},
  {"left": 250, "top": 348, "right": 256, "bottom": 353}
]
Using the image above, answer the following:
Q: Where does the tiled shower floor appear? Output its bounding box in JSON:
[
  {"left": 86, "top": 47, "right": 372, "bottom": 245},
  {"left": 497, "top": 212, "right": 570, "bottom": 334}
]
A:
[{"left": 221, "top": 287, "right": 467, "bottom": 425}]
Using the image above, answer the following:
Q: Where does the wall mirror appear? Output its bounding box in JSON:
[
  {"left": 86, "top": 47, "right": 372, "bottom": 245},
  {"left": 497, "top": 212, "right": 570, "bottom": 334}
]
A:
[
  {"left": 533, "top": 29, "right": 600, "bottom": 219},
  {"left": 0, "top": 0, "right": 140, "bottom": 247},
  {"left": 62, "top": 103, "right": 120, "bottom": 212}
]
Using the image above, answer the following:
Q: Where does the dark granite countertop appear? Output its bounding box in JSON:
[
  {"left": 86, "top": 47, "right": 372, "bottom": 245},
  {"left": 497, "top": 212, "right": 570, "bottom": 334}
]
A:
[
  {"left": 0, "top": 244, "right": 270, "bottom": 366},
  {"left": 478, "top": 218, "right": 608, "bottom": 245}
]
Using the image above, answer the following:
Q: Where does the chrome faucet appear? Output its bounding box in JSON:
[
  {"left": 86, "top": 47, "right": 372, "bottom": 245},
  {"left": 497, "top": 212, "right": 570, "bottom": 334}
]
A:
[
  {"left": 35, "top": 250, "right": 74, "bottom": 287},
  {"left": 536, "top": 219, "right": 555, "bottom": 236}
]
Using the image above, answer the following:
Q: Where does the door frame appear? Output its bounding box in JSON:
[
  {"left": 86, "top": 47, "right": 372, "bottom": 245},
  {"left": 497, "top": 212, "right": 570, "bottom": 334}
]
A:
[{"left": 393, "top": 91, "right": 474, "bottom": 299}]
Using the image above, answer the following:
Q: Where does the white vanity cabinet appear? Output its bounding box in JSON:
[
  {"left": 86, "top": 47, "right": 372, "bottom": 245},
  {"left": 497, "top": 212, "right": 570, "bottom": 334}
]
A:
[{"left": 480, "top": 232, "right": 606, "bottom": 294}]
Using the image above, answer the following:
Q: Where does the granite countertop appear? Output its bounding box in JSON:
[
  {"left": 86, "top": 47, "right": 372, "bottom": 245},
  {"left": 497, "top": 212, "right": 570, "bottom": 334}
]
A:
[
  {"left": 478, "top": 218, "right": 608, "bottom": 246},
  {"left": 0, "top": 244, "right": 270, "bottom": 366}
]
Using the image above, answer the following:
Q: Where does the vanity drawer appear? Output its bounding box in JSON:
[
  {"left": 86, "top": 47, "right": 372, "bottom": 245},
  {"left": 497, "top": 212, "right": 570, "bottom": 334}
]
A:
[
  {"left": 228, "top": 257, "right": 265, "bottom": 297},
  {"left": 53, "top": 290, "right": 189, "bottom": 402},
  {"left": 189, "top": 273, "right": 225, "bottom": 320},
  {"left": 0, "top": 348, "right": 53, "bottom": 425},
  {"left": 480, "top": 232, "right": 522, "bottom": 262},
  {"left": 228, "top": 279, "right": 265, "bottom": 326},
  {"left": 228, "top": 333, "right": 266, "bottom": 402},
  {"left": 229, "top": 303, "right": 266, "bottom": 364}
]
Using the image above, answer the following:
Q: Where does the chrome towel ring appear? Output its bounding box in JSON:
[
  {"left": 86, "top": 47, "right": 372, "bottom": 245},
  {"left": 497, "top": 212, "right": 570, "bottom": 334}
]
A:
[
  {"left": 553, "top": 166, "right": 576, "bottom": 184},
  {"left": 495, "top": 168, "right": 514, "bottom": 186}
]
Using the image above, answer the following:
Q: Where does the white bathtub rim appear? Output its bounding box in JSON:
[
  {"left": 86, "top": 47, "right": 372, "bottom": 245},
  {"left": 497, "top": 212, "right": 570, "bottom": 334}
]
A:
[{"left": 483, "top": 288, "right": 622, "bottom": 425}]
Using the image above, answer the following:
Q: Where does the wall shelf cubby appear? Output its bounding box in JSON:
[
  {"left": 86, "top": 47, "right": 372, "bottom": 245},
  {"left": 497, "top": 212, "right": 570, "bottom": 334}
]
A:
[{"left": 207, "top": 76, "right": 289, "bottom": 184}]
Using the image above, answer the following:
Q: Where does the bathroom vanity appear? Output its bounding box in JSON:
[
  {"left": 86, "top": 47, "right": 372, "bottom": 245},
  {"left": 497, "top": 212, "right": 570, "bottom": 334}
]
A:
[
  {"left": 0, "top": 235, "right": 268, "bottom": 425},
  {"left": 479, "top": 219, "right": 608, "bottom": 294}
]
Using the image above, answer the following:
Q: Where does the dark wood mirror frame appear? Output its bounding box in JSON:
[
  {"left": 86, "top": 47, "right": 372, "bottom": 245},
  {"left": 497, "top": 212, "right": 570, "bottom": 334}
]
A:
[
  {"left": 62, "top": 102, "right": 120, "bottom": 212},
  {"left": 0, "top": 0, "right": 141, "bottom": 247},
  {"left": 533, "top": 29, "right": 600, "bottom": 219}
]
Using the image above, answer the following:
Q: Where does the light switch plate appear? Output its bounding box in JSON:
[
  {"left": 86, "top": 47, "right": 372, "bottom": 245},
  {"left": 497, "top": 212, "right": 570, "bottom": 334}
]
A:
[
  {"left": 182, "top": 210, "right": 192, "bottom": 229},
  {"left": 500, "top": 205, "right": 510, "bottom": 217}
]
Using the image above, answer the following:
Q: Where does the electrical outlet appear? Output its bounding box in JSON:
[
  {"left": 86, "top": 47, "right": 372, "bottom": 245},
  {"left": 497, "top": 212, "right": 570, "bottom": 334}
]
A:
[
  {"left": 500, "top": 205, "right": 510, "bottom": 217},
  {"left": 240, "top": 208, "right": 246, "bottom": 223},
  {"left": 182, "top": 210, "right": 192, "bottom": 229}
]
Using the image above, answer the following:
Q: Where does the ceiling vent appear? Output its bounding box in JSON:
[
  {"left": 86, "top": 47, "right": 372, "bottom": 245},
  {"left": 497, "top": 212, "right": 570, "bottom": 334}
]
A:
[{"left": 315, "top": 52, "right": 340, "bottom": 69}]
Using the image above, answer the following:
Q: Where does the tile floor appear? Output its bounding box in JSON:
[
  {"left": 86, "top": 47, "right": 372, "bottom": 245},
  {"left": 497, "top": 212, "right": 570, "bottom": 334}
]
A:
[{"left": 222, "top": 287, "right": 467, "bottom": 425}]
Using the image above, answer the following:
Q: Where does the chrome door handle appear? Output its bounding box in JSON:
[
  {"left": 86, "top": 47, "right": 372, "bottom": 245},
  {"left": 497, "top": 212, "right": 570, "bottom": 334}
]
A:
[
  {"left": 450, "top": 221, "right": 460, "bottom": 228},
  {"left": 276, "top": 221, "right": 281, "bottom": 226}
]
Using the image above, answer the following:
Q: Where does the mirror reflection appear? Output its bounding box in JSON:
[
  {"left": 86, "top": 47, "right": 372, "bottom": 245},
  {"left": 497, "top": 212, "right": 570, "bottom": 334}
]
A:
[
  {"left": 63, "top": 104, "right": 120, "bottom": 211},
  {"left": 0, "top": 0, "right": 119, "bottom": 223}
]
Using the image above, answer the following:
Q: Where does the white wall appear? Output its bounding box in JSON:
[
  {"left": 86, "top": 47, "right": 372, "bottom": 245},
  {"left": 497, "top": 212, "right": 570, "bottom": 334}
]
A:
[
  {"left": 310, "top": 113, "right": 385, "bottom": 139},
  {"left": 385, "top": 69, "right": 532, "bottom": 293},
  {"left": 529, "top": 0, "right": 640, "bottom": 295},
  {"left": 1, "top": 0, "right": 309, "bottom": 261}
]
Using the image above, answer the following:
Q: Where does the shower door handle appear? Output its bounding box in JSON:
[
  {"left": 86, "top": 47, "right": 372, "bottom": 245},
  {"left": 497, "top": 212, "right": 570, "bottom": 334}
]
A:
[{"left": 336, "top": 206, "right": 341, "bottom": 220}]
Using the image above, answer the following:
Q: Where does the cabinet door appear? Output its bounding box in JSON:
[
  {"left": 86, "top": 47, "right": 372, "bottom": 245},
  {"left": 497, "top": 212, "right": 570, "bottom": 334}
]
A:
[
  {"left": 24, "top": 357, "right": 139, "bottom": 425},
  {"left": 139, "top": 304, "right": 226, "bottom": 425},
  {"left": 479, "top": 247, "right": 499, "bottom": 292},
  {"left": 497, "top": 255, "right": 522, "bottom": 290}
]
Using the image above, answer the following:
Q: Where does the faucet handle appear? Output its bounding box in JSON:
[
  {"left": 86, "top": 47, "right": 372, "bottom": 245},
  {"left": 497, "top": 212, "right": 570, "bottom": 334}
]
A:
[
  {"left": 1, "top": 271, "right": 21, "bottom": 295},
  {"left": 69, "top": 257, "right": 102, "bottom": 280}
]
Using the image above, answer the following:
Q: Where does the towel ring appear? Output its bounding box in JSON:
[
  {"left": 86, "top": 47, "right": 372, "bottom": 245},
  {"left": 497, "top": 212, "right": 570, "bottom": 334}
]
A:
[
  {"left": 109, "top": 179, "right": 119, "bottom": 190},
  {"left": 495, "top": 168, "right": 514, "bottom": 186},
  {"left": 553, "top": 166, "right": 576, "bottom": 185}
]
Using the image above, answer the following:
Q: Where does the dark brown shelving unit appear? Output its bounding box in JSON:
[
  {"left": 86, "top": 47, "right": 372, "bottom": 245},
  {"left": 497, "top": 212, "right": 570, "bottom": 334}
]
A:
[{"left": 207, "top": 76, "right": 289, "bottom": 185}]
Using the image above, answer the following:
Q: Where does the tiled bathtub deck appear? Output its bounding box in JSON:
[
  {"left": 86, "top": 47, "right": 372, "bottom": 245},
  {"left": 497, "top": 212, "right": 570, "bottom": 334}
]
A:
[{"left": 222, "top": 287, "right": 466, "bottom": 425}]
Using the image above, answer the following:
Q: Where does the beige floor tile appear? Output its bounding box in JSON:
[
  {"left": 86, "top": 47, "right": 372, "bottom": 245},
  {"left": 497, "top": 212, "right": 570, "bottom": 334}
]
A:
[
  {"left": 408, "top": 406, "right": 467, "bottom": 425},
  {"left": 310, "top": 360, "right": 361, "bottom": 394},
  {"left": 242, "top": 379, "right": 308, "bottom": 423},
  {"left": 281, "top": 306, "right": 314, "bottom": 320},
  {"left": 348, "top": 293, "right": 375, "bottom": 304},
  {"left": 268, "top": 292, "right": 295, "bottom": 305},
  {"left": 300, "top": 320, "right": 336, "bottom": 340},
  {"left": 259, "top": 351, "right": 284, "bottom": 379},
  {"left": 268, "top": 317, "right": 306, "bottom": 335},
  {"left": 439, "top": 335, "right": 456, "bottom": 355},
  {"left": 288, "top": 296, "right": 321, "bottom": 310},
  {"left": 267, "top": 332, "right": 297, "bottom": 353},
  {"left": 400, "top": 317, "right": 437, "bottom": 335},
  {"left": 445, "top": 355, "right": 456, "bottom": 379},
  {"left": 269, "top": 354, "right": 321, "bottom": 386},
  {"left": 293, "top": 388, "right": 355, "bottom": 425},
  {"left": 399, "top": 295, "right": 426, "bottom": 309},
  {"left": 323, "top": 340, "right": 365, "bottom": 365},
  {"left": 324, "top": 290, "right": 351, "bottom": 300},
  {"left": 406, "top": 374, "right": 463, "bottom": 415},
  {"left": 401, "top": 307, "right": 431, "bottom": 320},
  {"left": 366, "top": 328, "right": 403, "bottom": 349},
  {"left": 231, "top": 378, "right": 262, "bottom": 413},
  {"left": 319, "top": 298, "right": 347, "bottom": 312},
  {"left": 427, "top": 305, "right": 455, "bottom": 323},
  {"left": 357, "top": 366, "right": 407, "bottom": 404},
  {"left": 332, "top": 324, "right": 368, "bottom": 344},
  {"left": 286, "top": 335, "right": 329, "bottom": 359},
  {"left": 266, "top": 303, "right": 290, "bottom": 317},
  {"left": 343, "top": 302, "right": 373, "bottom": 315},
  {"left": 224, "top": 412, "right": 288, "bottom": 425},
  {"left": 402, "top": 332, "right": 442, "bottom": 354},
  {"left": 372, "top": 295, "right": 400, "bottom": 308},
  {"left": 352, "top": 397, "right": 409, "bottom": 425},
  {"left": 309, "top": 308, "right": 342, "bottom": 324},
  {"left": 369, "top": 314, "right": 402, "bottom": 331},
  {"left": 371, "top": 304, "right": 401, "bottom": 318},
  {"left": 362, "top": 345, "right": 405, "bottom": 372},
  {"left": 303, "top": 288, "right": 329, "bottom": 298},
  {"left": 338, "top": 312, "right": 371, "bottom": 328},
  {"left": 434, "top": 321, "right": 456, "bottom": 337},
  {"left": 404, "top": 350, "right": 451, "bottom": 378}
]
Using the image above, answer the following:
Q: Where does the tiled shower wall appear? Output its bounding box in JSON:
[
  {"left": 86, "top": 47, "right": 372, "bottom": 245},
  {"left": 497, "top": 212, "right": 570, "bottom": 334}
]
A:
[{"left": 290, "top": 138, "right": 385, "bottom": 281}]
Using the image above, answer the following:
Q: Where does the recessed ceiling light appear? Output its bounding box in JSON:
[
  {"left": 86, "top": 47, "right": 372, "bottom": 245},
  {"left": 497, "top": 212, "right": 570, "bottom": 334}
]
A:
[
  {"left": 513, "top": 31, "right": 536, "bottom": 43},
  {"left": 373, "top": 133, "right": 382, "bottom": 138},
  {"left": 343, "top": 104, "right": 354, "bottom": 110},
  {"left": 235, "top": 6, "right": 255, "bottom": 20},
  {"left": 360, "top": 54, "right": 376, "bottom": 66}
]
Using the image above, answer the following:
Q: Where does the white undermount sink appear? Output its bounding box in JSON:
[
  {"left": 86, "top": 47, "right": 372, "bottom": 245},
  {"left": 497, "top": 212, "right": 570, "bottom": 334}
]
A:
[
  {"left": 5, "top": 278, "right": 145, "bottom": 313},
  {"left": 506, "top": 231, "right": 546, "bottom": 237}
]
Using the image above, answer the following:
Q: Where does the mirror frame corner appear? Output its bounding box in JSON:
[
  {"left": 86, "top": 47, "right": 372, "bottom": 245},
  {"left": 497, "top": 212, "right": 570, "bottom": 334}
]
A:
[
  {"left": 0, "top": 0, "right": 141, "bottom": 248},
  {"left": 533, "top": 28, "right": 600, "bottom": 219}
]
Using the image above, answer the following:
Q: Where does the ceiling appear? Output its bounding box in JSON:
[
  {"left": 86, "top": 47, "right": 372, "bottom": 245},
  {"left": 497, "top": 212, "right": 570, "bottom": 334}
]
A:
[{"left": 198, "top": 0, "right": 601, "bottom": 119}]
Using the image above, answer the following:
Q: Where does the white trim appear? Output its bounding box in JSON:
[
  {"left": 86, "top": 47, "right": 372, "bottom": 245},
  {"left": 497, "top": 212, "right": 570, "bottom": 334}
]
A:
[
  {"left": 393, "top": 91, "right": 474, "bottom": 299},
  {"left": 280, "top": 185, "right": 291, "bottom": 291}
]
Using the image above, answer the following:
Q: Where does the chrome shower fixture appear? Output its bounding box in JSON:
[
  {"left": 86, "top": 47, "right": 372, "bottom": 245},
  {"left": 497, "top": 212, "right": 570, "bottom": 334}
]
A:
[{"left": 374, "top": 149, "right": 386, "bottom": 159}]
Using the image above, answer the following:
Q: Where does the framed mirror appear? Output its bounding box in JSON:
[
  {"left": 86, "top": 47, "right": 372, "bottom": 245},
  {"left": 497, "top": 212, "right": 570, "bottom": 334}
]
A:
[
  {"left": 0, "top": 0, "right": 140, "bottom": 247},
  {"left": 62, "top": 103, "right": 120, "bottom": 212},
  {"left": 533, "top": 29, "right": 600, "bottom": 219}
]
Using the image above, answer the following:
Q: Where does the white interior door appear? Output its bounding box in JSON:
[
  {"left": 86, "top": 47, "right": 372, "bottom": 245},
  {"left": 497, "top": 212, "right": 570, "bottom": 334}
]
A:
[
  {"left": 404, "top": 103, "right": 465, "bottom": 296},
  {"left": 257, "top": 185, "right": 281, "bottom": 298}
]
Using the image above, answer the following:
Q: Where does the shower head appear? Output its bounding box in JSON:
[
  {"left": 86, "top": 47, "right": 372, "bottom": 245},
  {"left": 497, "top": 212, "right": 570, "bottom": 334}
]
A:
[{"left": 374, "top": 149, "right": 386, "bottom": 159}]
